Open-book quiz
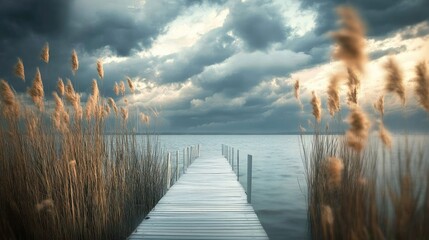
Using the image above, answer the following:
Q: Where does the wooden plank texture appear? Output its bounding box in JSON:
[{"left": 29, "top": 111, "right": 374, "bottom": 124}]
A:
[{"left": 128, "top": 156, "right": 268, "bottom": 240}]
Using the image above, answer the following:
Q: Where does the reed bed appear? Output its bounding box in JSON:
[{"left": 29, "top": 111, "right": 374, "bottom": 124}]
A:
[
  {"left": 0, "top": 48, "right": 168, "bottom": 239},
  {"left": 300, "top": 6, "right": 429, "bottom": 240}
]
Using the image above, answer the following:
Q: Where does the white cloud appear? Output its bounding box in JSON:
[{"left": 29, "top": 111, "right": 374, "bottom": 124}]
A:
[{"left": 142, "top": 5, "right": 229, "bottom": 57}]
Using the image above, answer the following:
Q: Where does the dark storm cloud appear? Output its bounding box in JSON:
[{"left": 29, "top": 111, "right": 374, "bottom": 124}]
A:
[
  {"left": 225, "top": 0, "right": 289, "bottom": 50},
  {"left": 300, "top": 0, "right": 429, "bottom": 37},
  {"left": 0, "top": 0, "right": 71, "bottom": 41},
  {"left": 0, "top": 0, "right": 219, "bottom": 97},
  {"left": 195, "top": 50, "right": 311, "bottom": 97}
]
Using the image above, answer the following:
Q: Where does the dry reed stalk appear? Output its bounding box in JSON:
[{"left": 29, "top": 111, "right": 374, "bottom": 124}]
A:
[
  {"left": 326, "top": 157, "right": 344, "bottom": 188},
  {"left": 374, "top": 95, "right": 384, "bottom": 118},
  {"left": 0, "top": 80, "right": 20, "bottom": 118},
  {"left": 41, "top": 42, "right": 49, "bottom": 63},
  {"left": 327, "top": 74, "right": 341, "bottom": 116},
  {"left": 119, "top": 81, "right": 126, "bottom": 95},
  {"left": 14, "top": 58, "right": 25, "bottom": 81},
  {"left": 107, "top": 98, "right": 118, "bottom": 115},
  {"left": 127, "top": 77, "right": 135, "bottom": 93},
  {"left": 97, "top": 60, "right": 104, "bottom": 79},
  {"left": 120, "top": 107, "right": 128, "bottom": 121},
  {"left": 28, "top": 68, "right": 45, "bottom": 111},
  {"left": 311, "top": 91, "right": 322, "bottom": 122},
  {"left": 140, "top": 112, "right": 150, "bottom": 124},
  {"left": 57, "top": 78, "right": 65, "bottom": 96},
  {"left": 414, "top": 61, "right": 429, "bottom": 112},
  {"left": 378, "top": 120, "right": 392, "bottom": 148},
  {"left": 331, "top": 6, "right": 367, "bottom": 74},
  {"left": 346, "top": 105, "right": 371, "bottom": 151},
  {"left": 384, "top": 57, "right": 405, "bottom": 105},
  {"left": 294, "top": 79, "right": 300, "bottom": 100},
  {"left": 71, "top": 49, "right": 79, "bottom": 74},
  {"left": 113, "top": 82, "right": 120, "bottom": 96}
]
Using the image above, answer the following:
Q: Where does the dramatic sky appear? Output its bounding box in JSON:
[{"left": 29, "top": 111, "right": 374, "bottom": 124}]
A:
[{"left": 1, "top": 0, "right": 428, "bottom": 133}]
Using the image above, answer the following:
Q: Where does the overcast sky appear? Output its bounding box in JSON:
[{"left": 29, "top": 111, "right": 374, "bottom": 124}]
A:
[{"left": 1, "top": 0, "right": 428, "bottom": 133}]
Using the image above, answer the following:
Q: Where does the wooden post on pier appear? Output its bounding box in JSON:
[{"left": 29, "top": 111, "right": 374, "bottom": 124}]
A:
[
  {"left": 232, "top": 147, "right": 235, "bottom": 171},
  {"left": 176, "top": 151, "right": 179, "bottom": 182},
  {"left": 166, "top": 152, "right": 171, "bottom": 190},
  {"left": 183, "top": 149, "right": 186, "bottom": 173},
  {"left": 237, "top": 149, "right": 240, "bottom": 181},
  {"left": 247, "top": 154, "right": 252, "bottom": 203}
]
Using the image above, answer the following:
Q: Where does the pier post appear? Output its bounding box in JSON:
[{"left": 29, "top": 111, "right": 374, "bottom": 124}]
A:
[
  {"left": 183, "top": 148, "right": 186, "bottom": 173},
  {"left": 176, "top": 150, "right": 179, "bottom": 182},
  {"left": 237, "top": 149, "right": 240, "bottom": 181},
  {"left": 232, "top": 147, "right": 234, "bottom": 171},
  {"left": 247, "top": 154, "right": 252, "bottom": 203},
  {"left": 166, "top": 152, "right": 171, "bottom": 190}
]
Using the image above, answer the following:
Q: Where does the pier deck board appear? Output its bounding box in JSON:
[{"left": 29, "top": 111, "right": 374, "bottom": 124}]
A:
[{"left": 128, "top": 156, "right": 268, "bottom": 240}]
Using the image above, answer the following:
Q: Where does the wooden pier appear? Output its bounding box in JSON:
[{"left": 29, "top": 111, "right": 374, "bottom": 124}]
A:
[{"left": 128, "top": 154, "right": 268, "bottom": 240}]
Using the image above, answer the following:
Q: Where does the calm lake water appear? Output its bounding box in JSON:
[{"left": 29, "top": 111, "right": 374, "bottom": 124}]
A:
[{"left": 158, "top": 135, "right": 309, "bottom": 240}]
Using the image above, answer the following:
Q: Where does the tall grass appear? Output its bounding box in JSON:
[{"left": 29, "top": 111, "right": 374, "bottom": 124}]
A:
[
  {"left": 0, "top": 48, "right": 168, "bottom": 239},
  {"left": 301, "top": 5, "right": 429, "bottom": 240}
]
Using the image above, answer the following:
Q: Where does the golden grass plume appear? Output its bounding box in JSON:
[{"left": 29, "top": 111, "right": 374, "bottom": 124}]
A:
[
  {"left": 374, "top": 95, "right": 384, "bottom": 118},
  {"left": 28, "top": 68, "right": 44, "bottom": 111},
  {"left": 327, "top": 74, "right": 341, "bottom": 116},
  {"left": 384, "top": 57, "right": 405, "bottom": 105},
  {"left": 71, "top": 49, "right": 79, "bottom": 74},
  {"left": 311, "top": 91, "right": 322, "bottom": 122},
  {"left": 326, "top": 157, "right": 344, "bottom": 188},
  {"left": 14, "top": 58, "right": 25, "bottom": 81},
  {"left": 127, "top": 77, "right": 135, "bottom": 93},
  {"left": 0, "top": 79, "right": 20, "bottom": 118},
  {"left": 41, "top": 42, "right": 49, "bottom": 63},
  {"left": 97, "top": 59, "right": 104, "bottom": 79},
  {"left": 346, "top": 105, "right": 371, "bottom": 151},
  {"left": 108, "top": 97, "right": 118, "bottom": 115},
  {"left": 414, "top": 61, "right": 429, "bottom": 112},
  {"left": 331, "top": 6, "right": 367, "bottom": 73},
  {"left": 57, "top": 78, "right": 65, "bottom": 96},
  {"left": 120, "top": 107, "right": 128, "bottom": 121},
  {"left": 114, "top": 82, "right": 120, "bottom": 96},
  {"left": 119, "top": 81, "right": 126, "bottom": 95},
  {"left": 140, "top": 112, "right": 150, "bottom": 125}
]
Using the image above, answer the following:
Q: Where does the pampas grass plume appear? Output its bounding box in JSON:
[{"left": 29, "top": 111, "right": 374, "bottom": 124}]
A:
[
  {"left": 0, "top": 79, "right": 20, "bottom": 118},
  {"left": 414, "top": 61, "right": 429, "bottom": 112},
  {"left": 108, "top": 98, "right": 118, "bottom": 115},
  {"left": 57, "top": 78, "right": 65, "bottom": 96},
  {"left": 14, "top": 58, "right": 25, "bottom": 81},
  {"left": 140, "top": 112, "right": 150, "bottom": 124},
  {"left": 346, "top": 105, "right": 371, "bottom": 151},
  {"left": 119, "top": 81, "right": 126, "bottom": 95},
  {"left": 127, "top": 77, "right": 135, "bottom": 93},
  {"left": 326, "top": 157, "right": 344, "bottom": 188},
  {"left": 374, "top": 95, "right": 384, "bottom": 118},
  {"left": 327, "top": 74, "right": 341, "bottom": 116},
  {"left": 71, "top": 49, "right": 79, "bottom": 74},
  {"left": 28, "top": 68, "right": 44, "bottom": 111},
  {"left": 113, "top": 82, "right": 120, "bottom": 96},
  {"left": 311, "top": 91, "right": 322, "bottom": 122},
  {"left": 120, "top": 107, "right": 128, "bottom": 121},
  {"left": 41, "top": 42, "right": 49, "bottom": 63},
  {"left": 97, "top": 59, "right": 104, "bottom": 79},
  {"left": 384, "top": 57, "right": 405, "bottom": 105}
]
